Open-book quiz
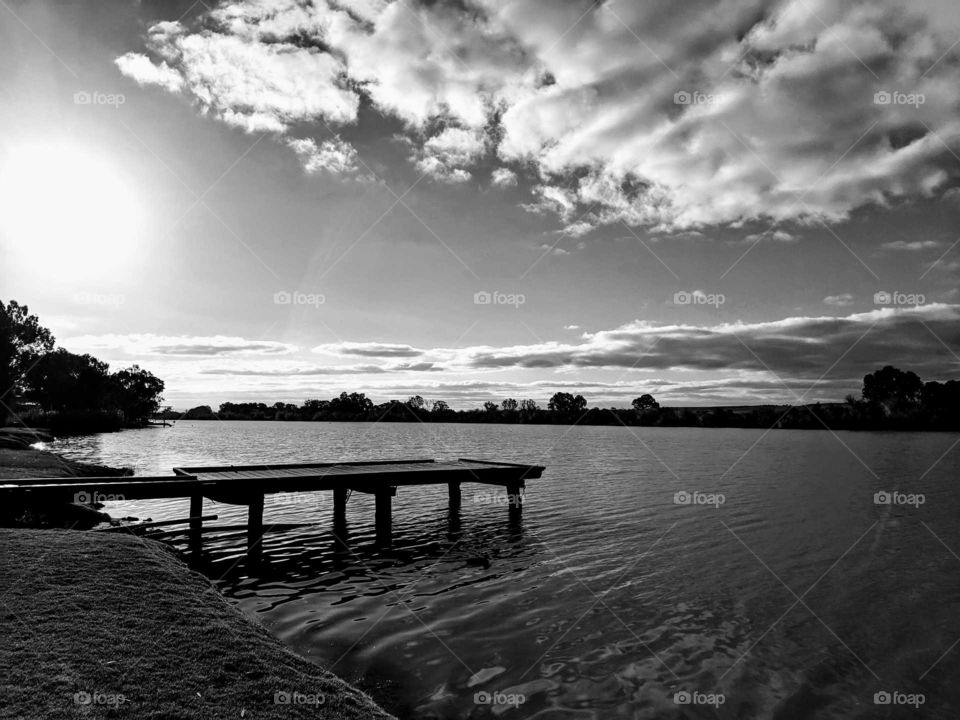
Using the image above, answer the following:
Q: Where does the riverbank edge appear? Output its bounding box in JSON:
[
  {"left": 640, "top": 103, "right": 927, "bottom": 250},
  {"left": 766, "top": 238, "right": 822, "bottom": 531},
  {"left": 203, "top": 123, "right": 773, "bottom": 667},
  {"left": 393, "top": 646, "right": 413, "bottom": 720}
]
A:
[{"left": 0, "top": 445, "right": 396, "bottom": 720}]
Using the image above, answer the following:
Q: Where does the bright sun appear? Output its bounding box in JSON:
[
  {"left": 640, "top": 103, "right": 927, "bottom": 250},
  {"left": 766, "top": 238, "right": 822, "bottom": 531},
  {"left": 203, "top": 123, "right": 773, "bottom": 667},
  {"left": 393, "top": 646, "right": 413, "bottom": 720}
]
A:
[{"left": 0, "top": 142, "right": 145, "bottom": 279}]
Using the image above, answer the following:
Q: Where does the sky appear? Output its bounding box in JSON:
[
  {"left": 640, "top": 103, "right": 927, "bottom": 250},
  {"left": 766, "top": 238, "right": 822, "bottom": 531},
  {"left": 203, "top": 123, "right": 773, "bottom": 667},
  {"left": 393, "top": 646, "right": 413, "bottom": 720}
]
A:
[{"left": 1, "top": 0, "right": 959, "bottom": 410}]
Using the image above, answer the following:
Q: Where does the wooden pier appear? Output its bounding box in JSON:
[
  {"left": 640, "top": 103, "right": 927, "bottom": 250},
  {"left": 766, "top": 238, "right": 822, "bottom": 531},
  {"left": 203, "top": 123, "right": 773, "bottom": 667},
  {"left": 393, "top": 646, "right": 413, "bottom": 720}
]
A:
[{"left": 1, "top": 458, "right": 545, "bottom": 556}]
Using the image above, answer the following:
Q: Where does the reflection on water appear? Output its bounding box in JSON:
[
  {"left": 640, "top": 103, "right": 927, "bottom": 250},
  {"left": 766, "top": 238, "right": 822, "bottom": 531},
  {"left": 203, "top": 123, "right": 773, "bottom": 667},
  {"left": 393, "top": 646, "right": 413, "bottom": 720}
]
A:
[{"left": 52, "top": 422, "right": 960, "bottom": 718}]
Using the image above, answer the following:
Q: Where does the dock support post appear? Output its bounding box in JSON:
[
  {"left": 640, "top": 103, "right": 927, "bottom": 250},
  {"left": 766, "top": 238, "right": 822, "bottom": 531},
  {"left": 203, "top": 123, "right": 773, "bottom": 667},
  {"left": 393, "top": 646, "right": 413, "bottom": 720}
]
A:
[
  {"left": 507, "top": 484, "right": 523, "bottom": 516},
  {"left": 333, "top": 487, "right": 349, "bottom": 544},
  {"left": 248, "top": 493, "right": 264, "bottom": 561},
  {"left": 334, "top": 487, "right": 348, "bottom": 520},
  {"left": 375, "top": 488, "right": 393, "bottom": 545},
  {"left": 448, "top": 481, "right": 461, "bottom": 509},
  {"left": 189, "top": 494, "right": 203, "bottom": 555}
]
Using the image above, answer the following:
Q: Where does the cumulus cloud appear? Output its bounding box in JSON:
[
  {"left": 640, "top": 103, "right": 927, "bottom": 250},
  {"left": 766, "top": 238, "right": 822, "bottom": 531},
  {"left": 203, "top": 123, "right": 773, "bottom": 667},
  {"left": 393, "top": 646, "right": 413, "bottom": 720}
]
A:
[
  {"left": 491, "top": 167, "right": 518, "bottom": 187},
  {"left": 115, "top": 53, "right": 184, "bottom": 92},
  {"left": 115, "top": 9, "right": 359, "bottom": 134},
  {"left": 118, "top": 0, "right": 960, "bottom": 231},
  {"left": 410, "top": 127, "right": 486, "bottom": 182},
  {"left": 286, "top": 137, "right": 359, "bottom": 175}
]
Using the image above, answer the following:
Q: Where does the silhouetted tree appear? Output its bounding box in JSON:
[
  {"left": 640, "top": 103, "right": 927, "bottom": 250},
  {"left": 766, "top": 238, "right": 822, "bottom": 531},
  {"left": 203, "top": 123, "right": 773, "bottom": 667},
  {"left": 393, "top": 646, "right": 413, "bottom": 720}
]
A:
[
  {"left": 183, "top": 405, "right": 216, "bottom": 419},
  {"left": 0, "top": 300, "right": 55, "bottom": 401},
  {"left": 501, "top": 398, "right": 518, "bottom": 411},
  {"left": 548, "top": 392, "right": 587, "bottom": 414},
  {"left": 25, "top": 350, "right": 111, "bottom": 412},
  {"left": 110, "top": 365, "right": 165, "bottom": 423},
  {"left": 862, "top": 366, "right": 922, "bottom": 415},
  {"left": 631, "top": 394, "right": 660, "bottom": 412}
]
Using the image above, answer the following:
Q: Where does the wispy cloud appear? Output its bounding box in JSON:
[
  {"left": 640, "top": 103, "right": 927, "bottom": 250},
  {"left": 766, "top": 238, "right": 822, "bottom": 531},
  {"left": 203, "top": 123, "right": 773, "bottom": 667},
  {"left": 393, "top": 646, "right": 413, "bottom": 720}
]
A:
[
  {"left": 312, "top": 342, "right": 424, "bottom": 358},
  {"left": 881, "top": 239, "right": 943, "bottom": 251},
  {"left": 823, "top": 293, "right": 855, "bottom": 307},
  {"left": 63, "top": 334, "right": 298, "bottom": 356}
]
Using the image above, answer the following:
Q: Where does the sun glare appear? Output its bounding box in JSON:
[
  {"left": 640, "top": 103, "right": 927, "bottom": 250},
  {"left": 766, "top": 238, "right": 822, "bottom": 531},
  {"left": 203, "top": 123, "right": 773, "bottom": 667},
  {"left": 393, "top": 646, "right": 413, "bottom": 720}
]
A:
[{"left": 0, "top": 142, "right": 145, "bottom": 279}]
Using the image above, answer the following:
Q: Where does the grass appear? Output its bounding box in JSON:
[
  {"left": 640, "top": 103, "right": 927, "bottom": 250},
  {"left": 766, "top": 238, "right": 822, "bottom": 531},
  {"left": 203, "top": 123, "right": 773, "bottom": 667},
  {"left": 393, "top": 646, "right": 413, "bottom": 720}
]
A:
[{"left": 0, "top": 529, "right": 395, "bottom": 719}]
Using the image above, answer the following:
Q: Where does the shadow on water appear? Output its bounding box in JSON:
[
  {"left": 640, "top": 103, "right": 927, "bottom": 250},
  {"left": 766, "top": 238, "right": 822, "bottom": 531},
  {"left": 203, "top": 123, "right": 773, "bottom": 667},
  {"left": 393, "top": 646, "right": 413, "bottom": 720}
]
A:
[{"left": 185, "top": 505, "right": 530, "bottom": 594}]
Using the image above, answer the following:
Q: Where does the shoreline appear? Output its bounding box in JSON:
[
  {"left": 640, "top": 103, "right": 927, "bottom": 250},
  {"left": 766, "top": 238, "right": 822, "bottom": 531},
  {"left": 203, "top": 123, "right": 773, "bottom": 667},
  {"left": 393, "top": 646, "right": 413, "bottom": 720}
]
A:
[{"left": 0, "top": 443, "right": 396, "bottom": 720}]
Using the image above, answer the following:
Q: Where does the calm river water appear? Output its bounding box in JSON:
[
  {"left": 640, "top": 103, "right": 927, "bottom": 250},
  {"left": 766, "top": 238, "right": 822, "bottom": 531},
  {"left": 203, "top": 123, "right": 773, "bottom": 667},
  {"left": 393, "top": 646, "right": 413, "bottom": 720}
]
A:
[{"left": 50, "top": 421, "right": 960, "bottom": 719}]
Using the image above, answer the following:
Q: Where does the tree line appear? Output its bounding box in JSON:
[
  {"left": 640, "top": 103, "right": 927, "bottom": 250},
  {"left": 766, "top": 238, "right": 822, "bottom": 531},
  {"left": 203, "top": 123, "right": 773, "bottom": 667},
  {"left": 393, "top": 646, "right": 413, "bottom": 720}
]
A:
[
  {"left": 176, "top": 368, "right": 960, "bottom": 431},
  {"left": 1, "top": 300, "right": 165, "bottom": 432}
]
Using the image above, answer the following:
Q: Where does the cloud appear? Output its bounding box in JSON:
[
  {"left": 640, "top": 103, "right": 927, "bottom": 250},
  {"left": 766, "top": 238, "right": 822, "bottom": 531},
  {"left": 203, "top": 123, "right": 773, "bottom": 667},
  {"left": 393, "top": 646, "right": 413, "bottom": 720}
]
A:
[
  {"left": 823, "top": 293, "right": 853, "bottom": 307},
  {"left": 115, "top": 53, "right": 184, "bottom": 93},
  {"left": 738, "top": 229, "right": 798, "bottom": 245},
  {"left": 116, "top": 11, "right": 359, "bottom": 134},
  {"left": 823, "top": 293, "right": 855, "bottom": 307},
  {"left": 286, "top": 137, "right": 359, "bottom": 175},
  {"left": 63, "top": 334, "right": 298, "bottom": 356},
  {"left": 412, "top": 127, "right": 486, "bottom": 182},
  {"left": 880, "top": 239, "right": 943, "bottom": 251},
  {"left": 200, "top": 364, "right": 386, "bottom": 376},
  {"left": 538, "top": 243, "right": 569, "bottom": 256},
  {"left": 313, "top": 342, "right": 423, "bottom": 358},
  {"left": 118, "top": 0, "right": 960, "bottom": 231},
  {"left": 491, "top": 168, "right": 518, "bottom": 187},
  {"left": 448, "top": 304, "right": 960, "bottom": 383}
]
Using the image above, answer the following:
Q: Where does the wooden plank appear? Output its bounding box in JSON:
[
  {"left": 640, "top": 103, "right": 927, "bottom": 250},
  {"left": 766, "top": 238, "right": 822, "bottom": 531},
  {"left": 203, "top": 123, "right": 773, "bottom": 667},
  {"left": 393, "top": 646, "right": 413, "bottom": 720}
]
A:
[{"left": 173, "top": 458, "right": 436, "bottom": 474}]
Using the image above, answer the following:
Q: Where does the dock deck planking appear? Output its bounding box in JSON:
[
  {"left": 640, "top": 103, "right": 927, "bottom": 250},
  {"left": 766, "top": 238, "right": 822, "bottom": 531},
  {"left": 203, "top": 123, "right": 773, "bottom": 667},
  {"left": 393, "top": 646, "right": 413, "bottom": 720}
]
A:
[{"left": 2, "top": 458, "right": 545, "bottom": 554}]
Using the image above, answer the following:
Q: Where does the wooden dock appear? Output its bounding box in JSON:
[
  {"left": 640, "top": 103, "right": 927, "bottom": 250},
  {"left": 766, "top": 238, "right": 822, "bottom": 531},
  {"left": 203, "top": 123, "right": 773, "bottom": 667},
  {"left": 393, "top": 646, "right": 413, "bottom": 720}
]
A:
[{"left": 1, "top": 458, "right": 545, "bottom": 556}]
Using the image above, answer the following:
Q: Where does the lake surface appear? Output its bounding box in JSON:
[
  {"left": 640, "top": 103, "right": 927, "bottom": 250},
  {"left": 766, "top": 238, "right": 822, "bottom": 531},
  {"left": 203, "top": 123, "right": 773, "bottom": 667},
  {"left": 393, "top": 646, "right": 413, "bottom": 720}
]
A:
[{"left": 51, "top": 421, "right": 960, "bottom": 719}]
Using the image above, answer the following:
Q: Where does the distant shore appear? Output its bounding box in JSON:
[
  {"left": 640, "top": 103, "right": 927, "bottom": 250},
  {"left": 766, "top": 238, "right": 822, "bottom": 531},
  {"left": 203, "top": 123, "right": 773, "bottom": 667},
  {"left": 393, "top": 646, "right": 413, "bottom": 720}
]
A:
[
  {"left": 0, "top": 443, "right": 395, "bottom": 720},
  {"left": 164, "top": 402, "right": 960, "bottom": 431}
]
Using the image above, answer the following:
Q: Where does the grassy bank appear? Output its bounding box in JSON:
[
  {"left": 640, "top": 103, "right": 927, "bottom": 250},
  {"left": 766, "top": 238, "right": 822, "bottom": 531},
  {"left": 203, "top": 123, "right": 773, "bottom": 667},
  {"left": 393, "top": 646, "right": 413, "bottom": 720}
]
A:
[{"left": 0, "top": 529, "right": 395, "bottom": 719}]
